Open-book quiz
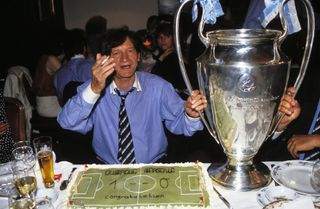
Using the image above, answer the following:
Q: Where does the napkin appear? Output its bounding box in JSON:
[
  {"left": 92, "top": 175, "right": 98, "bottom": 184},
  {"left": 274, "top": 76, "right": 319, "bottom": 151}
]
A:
[{"left": 280, "top": 197, "right": 315, "bottom": 209}]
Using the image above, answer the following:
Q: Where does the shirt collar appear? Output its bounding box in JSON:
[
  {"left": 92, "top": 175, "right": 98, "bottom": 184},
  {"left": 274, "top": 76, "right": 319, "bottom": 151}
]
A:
[
  {"left": 71, "top": 54, "right": 85, "bottom": 59},
  {"left": 110, "top": 73, "right": 142, "bottom": 95}
]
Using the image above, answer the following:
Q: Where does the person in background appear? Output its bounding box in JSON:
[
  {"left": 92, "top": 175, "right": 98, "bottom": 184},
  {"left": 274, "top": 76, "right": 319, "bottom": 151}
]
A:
[
  {"left": 137, "top": 15, "right": 160, "bottom": 53},
  {"left": 152, "top": 23, "right": 187, "bottom": 97},
  {"left": 33, "top": 32, "right": 63, "bottom": 118},
  {"left": 54, "top": 28, "right": 94, "bottom": 105},
  {"left": 57, "top": 28, "right": 207, "bottom": 164},
  {"left": 0, "top": 89, "right": 14, "bottom": 163},
  {"left": 137, "top": 15, "right": 160, "bottom": 72},
  {"left": 257, "top": 87, "right": 320, "bottom": 161},
  {"left": 245, "top": 0, "right": 320, "bottom": 161},
  {"left": 278, "top": 88, "right": 320, "bottom": 160},
  {"left": 85, "top": 15, "right": 107, "bottom": 60}
]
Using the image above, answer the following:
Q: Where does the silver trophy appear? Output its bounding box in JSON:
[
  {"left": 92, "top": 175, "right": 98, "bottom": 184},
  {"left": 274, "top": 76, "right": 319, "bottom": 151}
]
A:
[{"left": 174, "top": 0, "right": 315, "bottom": 191}]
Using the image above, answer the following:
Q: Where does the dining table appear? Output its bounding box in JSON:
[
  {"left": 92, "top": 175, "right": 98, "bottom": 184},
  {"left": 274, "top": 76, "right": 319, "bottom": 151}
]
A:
[{"left": 0, "top": 161, "right": 317, "bottom": 209}]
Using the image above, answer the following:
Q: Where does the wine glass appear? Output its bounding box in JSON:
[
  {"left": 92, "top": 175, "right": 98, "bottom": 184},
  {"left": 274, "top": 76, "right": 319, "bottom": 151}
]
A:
[
  {"left": 311, "top": 159, "right": 320, "bottom": 192},
  {"left": 12, "top": 145, "right": 36, "bottom": 169},
  {"left": 11, "top": 160, "right": 37, "bottom": 199},
  {"left": 13, "top": 141, "right": 31, "bottom": 149},
  {"left": 8, "top": 187, "right": 35, "bottom": 209}
]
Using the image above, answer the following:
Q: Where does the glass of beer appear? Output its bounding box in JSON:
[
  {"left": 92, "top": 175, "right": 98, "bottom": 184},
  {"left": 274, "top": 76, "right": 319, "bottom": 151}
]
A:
[{"left": 33, "top": 136, "right": 54, "bottom": 188}]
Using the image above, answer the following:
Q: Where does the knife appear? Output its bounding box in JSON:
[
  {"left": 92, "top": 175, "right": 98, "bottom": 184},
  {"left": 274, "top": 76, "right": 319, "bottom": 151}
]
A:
[{"left": 211, "top": 181, "right": 233, "bottom": 209}]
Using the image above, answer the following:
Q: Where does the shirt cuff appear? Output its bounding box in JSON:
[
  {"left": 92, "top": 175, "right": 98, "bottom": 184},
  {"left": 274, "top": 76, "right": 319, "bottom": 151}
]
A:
[
  {"left": 82, "top": 83, "right": 100, "bottom": 104},
  {"left": 185, "top": 112, "right": 201, "bottom": 122}
]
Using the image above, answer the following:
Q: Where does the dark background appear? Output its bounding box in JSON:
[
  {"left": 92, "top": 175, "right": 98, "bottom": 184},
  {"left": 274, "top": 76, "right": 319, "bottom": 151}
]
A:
[{"left": 1, "top": 0, "right": 65, "bottom": 79}]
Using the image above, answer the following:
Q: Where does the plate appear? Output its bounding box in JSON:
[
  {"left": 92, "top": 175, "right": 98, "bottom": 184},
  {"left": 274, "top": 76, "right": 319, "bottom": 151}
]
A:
[
  {"left": 271, "top": 160, "right": 320, "bottom": 196},
  {"left": 264, "top": 185, "right": 299, "bottom": 202},
  {"left": 257, "top": 187, "right": 270, "bottom": 206},
  {"left": 263, "top": 199, "right": 289, "bottom": 209},
  {"left": 257, "top": 186, "right": 299, "bottom": 206}
]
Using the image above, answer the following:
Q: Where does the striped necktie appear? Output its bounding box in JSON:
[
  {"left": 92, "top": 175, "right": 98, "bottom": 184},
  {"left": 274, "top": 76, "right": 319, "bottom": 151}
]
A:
[
  {"left": 300, "top": 99, "right": 320, "bottom": 160},
  {"left": 115, "top": 89, "right": 136, "bottom": 164}
]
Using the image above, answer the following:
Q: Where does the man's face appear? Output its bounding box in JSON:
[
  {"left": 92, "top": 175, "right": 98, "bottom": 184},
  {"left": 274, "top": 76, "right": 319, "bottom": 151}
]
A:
[{"left": 111, "top": 37, "right": 139, "bottom": 79}]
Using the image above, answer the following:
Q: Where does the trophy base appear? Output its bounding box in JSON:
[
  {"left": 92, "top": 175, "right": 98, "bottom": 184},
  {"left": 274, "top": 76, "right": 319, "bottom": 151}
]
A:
[{"left": 208, "top": 160, "right": 271, "bottom": 191}]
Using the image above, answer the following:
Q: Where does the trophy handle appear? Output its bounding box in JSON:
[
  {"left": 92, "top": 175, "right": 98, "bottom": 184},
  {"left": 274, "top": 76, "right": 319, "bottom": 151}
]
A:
[
  {"left": 174, "top": 0, "right": 219, "bottom": 143},
  {"left": 197, "top": 8, "right": 210, "bottom": 48},
  {"left": 270, "top": 0, "right": 315, "bottom": 136}
]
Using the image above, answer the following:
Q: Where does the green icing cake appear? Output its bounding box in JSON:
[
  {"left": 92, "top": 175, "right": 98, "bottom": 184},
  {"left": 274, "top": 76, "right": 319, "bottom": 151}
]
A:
[{"left": 66, "top": 163, "right": 214, "bottom": 209}]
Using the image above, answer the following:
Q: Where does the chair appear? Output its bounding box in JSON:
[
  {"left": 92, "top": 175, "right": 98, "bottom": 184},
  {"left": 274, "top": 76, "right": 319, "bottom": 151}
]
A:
[
  {"left": 62, "top": 81, "right": 83, "bottom": 105},
  {"left": 4, "top": 97, "right": 26, "bottom": 142},
  {"left": 4, "top": 65, "right": 33, "bottom": 139}
]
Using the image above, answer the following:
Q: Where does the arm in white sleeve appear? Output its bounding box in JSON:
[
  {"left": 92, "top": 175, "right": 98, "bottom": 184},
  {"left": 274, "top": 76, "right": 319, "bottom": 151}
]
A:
[{"left": 57, "top": 82, "right": 98, "bottom": 134}]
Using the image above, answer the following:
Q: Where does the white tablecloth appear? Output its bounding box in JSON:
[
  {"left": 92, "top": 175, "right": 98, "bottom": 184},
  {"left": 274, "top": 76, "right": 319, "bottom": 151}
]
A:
[
  {"left": 0, "top": 161, "right": 286, "bottom": 209},
  {"left": 54, "top": 162, "right": 277, "bottom": 209}
]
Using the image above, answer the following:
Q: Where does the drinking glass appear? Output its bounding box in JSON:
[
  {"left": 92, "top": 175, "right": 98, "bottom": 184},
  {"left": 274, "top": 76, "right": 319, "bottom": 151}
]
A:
[
  {"left": 12, "top": 146, "right": 36, "bottom": 169},
  {"left": 13, "top": 141, "right": 31, "bottom": 149},
  {"left": 311, "top": 159, "right": 320, "bottom": 192},
  {"left": 33, "top": 136, "right": 54, "bottom": 188},
  {"left": 11, "top": 161, "right": 37, "bottom": 198},
  {"left": 8, "top": 187, "right": 35, "bottom": 209}
]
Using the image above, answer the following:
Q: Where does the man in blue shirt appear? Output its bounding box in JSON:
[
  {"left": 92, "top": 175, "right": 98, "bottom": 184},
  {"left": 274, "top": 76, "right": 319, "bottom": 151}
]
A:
[
  {"left": 53, "top": 29, "right": 95, "bottom": 105},
  {"left": 54, "top": 57, "right": 94, "bottom": 104},
  {"left": 57, "top": 28, "right": 207, "bottom": 164}
]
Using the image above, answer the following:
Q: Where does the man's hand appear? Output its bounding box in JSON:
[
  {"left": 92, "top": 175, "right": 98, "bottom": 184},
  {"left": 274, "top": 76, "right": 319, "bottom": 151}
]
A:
[
  {"left": 184, "top": 90, "right": 207, "bottom": 118},
  {"left": 158, "top": 47, "right": 174, "bottom": 62},
  {"left": 91, "top": 54, "right": 116, "bottom": 94},
  {"left": 277, "top": 87, "right": 301, "bottom": 131},
  {"left": 287, "top": 135, "right": 320, "bottom": 158}
]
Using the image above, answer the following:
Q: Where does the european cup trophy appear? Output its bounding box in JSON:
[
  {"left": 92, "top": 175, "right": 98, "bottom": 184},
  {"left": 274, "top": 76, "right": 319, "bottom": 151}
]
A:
[{"left": 174, "top": 0, "right": 315, "bottom": 191}]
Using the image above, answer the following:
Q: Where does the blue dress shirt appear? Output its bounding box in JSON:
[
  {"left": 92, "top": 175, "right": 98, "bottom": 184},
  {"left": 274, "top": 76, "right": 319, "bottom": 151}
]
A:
[
  {"left": 53, "top": 56, "right": 94, "bottom": 102},
  {"left": 57, "top": 71, "right": 203, "bottom": 164}
]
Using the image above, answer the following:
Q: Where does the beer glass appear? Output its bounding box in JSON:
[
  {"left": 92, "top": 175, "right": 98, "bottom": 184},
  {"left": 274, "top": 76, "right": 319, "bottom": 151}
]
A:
[{"left": 33, "top": 136, "right": 54, "bottom": 188}]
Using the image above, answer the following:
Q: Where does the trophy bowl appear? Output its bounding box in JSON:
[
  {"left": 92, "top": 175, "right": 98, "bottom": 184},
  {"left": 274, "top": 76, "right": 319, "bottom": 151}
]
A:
[{"left": 174, "top": 0, "right": 315, "bottom": 191}]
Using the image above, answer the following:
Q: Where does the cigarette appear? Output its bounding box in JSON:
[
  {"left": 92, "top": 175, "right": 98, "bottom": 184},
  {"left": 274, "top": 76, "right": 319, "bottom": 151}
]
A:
[{"left": 101, "top": 56, "right": 110, "bottom": 66}]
